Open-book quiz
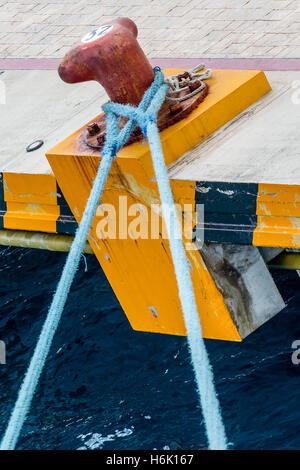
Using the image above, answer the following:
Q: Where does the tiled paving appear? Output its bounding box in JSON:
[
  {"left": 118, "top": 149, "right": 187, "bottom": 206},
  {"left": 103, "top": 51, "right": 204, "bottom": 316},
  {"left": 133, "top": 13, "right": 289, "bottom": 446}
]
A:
[{"left": 0, "top": 0, "right": 299, "bottom": 59}]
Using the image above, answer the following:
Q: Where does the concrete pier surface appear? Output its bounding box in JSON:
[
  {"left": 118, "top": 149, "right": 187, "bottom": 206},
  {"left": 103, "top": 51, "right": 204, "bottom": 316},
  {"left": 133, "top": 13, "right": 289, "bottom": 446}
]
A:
[{"left": 1, "top": 69, "right": 299, "bottom": 182}]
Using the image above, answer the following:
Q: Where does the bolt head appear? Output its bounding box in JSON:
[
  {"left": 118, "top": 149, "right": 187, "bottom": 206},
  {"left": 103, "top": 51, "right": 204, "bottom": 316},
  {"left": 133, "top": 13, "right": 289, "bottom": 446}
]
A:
[
  {"left": 97, "top": 134, "right": 105, "bottom": 145},
  {"left": 87, "top": 122, "right": 100, "bottom": 136}
]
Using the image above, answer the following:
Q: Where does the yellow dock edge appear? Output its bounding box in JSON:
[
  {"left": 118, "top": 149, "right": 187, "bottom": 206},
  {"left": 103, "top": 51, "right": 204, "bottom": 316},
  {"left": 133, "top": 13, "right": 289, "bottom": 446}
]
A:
[{"left": 0, "top": 172, "right": 77, "bottom": 235}]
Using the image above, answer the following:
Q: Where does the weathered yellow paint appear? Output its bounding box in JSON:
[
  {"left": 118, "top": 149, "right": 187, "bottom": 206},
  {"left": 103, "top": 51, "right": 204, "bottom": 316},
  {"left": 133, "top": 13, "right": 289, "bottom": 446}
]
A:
[
  {"left": 254, "top": 183, "right": 300, "bottom": 248},
  {"left": 4, "top": 201, "right": 59, "bottom": 232},
  {"left": 258, "top": 183, "right": 300, "bottom": 203},
  {"left": 47, "top": 152, "right": 242, "bottom": 341},
  {"left": 2, "top": 173, "right": 63, "bottom": 233},
  {"left": 46, "top": 68, "right": 272, "bottom": 340},
  {"left": 3, "top": 173, "right": 57, "bottom": 205}
]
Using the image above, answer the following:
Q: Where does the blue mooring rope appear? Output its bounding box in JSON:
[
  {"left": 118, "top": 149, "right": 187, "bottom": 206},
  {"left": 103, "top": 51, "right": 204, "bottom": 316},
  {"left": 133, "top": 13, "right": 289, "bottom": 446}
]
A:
[{"left": 1, "top": 70, "right": 227, "bottom": 450}]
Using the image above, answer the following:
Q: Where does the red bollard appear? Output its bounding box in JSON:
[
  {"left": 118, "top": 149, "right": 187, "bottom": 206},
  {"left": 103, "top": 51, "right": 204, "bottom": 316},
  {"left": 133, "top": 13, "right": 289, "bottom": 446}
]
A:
[
  {"left": 58, "top": 17, "right": 155, "bottom": 106},
  {"left": 58, "top": 17, "right": 211, "bottom": 150}
]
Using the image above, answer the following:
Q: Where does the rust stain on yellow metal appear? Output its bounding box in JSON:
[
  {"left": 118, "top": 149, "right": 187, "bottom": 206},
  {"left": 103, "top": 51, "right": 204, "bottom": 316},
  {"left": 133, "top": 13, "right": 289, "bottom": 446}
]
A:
[{"left": 254, "top": 183, "right": 300, "bottom": 248}]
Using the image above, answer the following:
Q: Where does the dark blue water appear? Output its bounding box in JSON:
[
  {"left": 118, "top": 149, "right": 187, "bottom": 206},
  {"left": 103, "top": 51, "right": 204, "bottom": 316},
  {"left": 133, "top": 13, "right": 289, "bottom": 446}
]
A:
[{"left": 0, "top": 245, "right": 299, "bottom": 450}]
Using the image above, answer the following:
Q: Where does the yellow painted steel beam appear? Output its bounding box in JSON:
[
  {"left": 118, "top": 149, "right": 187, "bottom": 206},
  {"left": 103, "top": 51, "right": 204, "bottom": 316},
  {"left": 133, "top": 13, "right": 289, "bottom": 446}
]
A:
[
  {"left": 254, "top": 183, "right": 300, "bottom": 249},
  {"left": 3, "top": 173, "right": 58, "bottom": 205},
  {"left": 1, "top": 172, "right": 78, "bottom": 235},
  {"left": 46, "top": 68, "right": 272, "bottom": 341},
  {"left": 0, "top": 229, "right": 93, "bottom": 254}
]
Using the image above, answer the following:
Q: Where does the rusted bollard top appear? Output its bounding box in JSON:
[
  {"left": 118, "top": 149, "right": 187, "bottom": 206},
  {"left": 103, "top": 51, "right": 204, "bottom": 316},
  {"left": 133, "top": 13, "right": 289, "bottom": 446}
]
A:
[{"left": 58, "top": 17, "right": 155, "bottom": 106}]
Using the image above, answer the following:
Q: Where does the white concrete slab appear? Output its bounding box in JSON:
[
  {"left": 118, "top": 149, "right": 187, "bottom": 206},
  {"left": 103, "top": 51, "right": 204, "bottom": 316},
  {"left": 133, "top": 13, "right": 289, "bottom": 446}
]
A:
[
  {"left": 1, "top": 70, "right": 300, "bottom": 186},
  {"left": 169, "top": 71, "right": 300, "bottom": 185},
  {"left": 0, "top": 70, "right": 108, "bottom": 174}
]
